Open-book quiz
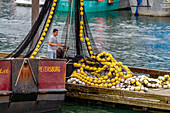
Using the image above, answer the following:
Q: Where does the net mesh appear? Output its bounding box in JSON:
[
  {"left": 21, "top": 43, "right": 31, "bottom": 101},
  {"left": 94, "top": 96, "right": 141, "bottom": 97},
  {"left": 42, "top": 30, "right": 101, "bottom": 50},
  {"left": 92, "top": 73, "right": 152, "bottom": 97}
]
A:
[
  {"left": 5, "top": 0, "right": 54, "bottom": 58},
  {"left": 5, "top": 0, "right": 98, "bottom": 59},
  {"left": 60, "top": 0, "right": 98, "bottom": 59}
]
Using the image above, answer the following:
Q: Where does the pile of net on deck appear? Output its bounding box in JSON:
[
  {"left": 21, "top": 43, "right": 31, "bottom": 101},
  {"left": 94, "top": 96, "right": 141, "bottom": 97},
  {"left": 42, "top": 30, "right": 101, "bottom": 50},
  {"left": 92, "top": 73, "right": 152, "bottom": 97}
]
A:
[
  {"left": 66, "top": 0, "right": 170, "bottom": 92},
  {"left": 67, "top": 51, "right": 170, "bottom": 92}
]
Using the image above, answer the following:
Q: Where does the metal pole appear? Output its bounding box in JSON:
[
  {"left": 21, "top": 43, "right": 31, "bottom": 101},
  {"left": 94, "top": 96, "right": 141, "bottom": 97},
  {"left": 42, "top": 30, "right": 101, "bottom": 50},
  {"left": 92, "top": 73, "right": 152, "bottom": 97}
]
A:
[{"left": 147, "top": 0, "right": 149, "bottom": 7}]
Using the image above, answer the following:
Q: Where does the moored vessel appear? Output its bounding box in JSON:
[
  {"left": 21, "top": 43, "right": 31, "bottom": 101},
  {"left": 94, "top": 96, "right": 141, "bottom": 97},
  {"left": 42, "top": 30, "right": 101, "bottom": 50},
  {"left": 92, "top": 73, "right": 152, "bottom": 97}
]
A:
[
  {"left": 14, "top": 0, "right": 45, "bottom": 6},
  {"left": 14, "top": 0, "right": 130, "bottom": 12},
  {"left": 129, "top": 0, "right": 170, "bottom": 16}
]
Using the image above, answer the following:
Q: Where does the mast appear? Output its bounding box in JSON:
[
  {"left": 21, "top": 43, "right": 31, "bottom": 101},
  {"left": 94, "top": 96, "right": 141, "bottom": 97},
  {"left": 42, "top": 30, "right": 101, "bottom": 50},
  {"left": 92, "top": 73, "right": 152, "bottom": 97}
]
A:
[
  {"left": 75, "top": 0, "right": 80, "bottom": 55},
  {"left": 31, "top": 0, "right": 39, "bottom": 50}
]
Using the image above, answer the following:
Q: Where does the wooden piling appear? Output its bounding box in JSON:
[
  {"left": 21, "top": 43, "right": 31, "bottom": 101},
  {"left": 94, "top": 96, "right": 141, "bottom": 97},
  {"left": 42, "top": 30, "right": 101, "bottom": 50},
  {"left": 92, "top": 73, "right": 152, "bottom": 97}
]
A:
[{"left": 31, "top": 0, "right": 39, "bottom": 50}]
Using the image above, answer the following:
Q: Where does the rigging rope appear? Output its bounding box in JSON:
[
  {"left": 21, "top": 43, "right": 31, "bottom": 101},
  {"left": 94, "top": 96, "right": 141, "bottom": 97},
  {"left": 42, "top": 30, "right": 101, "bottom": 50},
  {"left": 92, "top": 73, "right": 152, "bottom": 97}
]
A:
[
  {"left": 63, "top": 0, "right": 74, "bottom": 57},
  {"left": 5, "top": 0, "right": 53, "bottom": 58},
  {"left": 29, "top": 0, "right": 59, "bottom": 58}
]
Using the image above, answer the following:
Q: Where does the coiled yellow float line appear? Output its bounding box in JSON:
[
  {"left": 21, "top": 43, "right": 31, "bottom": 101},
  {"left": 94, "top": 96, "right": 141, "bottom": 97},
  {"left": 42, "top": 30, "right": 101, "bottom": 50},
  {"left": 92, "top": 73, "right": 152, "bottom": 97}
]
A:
[
  {"left": 30, "top": 0, "right": 58, "bottom": 58},
  {"left": 74, "top": 0, "right": 133, "bottom": 88},
  {"left": 70, "top": 51, "right": 170, "bottom": 91},
  {"left": 71, "top": 51, "right": 133, "bottom": 88},
  {"left": 66, "top": 0, "right": 170, "bottom": 91},
  {"left": 79, "top": 0, "right": 93, "bottom": 56}
]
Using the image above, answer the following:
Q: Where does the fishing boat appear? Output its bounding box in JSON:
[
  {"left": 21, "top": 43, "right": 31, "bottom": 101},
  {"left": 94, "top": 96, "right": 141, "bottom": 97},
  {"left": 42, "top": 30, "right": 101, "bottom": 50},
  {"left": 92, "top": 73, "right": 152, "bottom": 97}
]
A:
[
  {"left": 0, "top": 58, "right": 66, "bottom": 113},
  {"left": 14, "top": 0, "right": 130, "bottom": 12},
  {"left": 58, "top": 0, "right": 121, "bottom": 12},
  {"left": 1, "top": 0, "right": 170, "bottom": 112},
  {"left": 129, "top": 0, "right": 170, "bottom": 16},
  {"left": 0, "top": 0, "right": 67, "bottom": 112}
]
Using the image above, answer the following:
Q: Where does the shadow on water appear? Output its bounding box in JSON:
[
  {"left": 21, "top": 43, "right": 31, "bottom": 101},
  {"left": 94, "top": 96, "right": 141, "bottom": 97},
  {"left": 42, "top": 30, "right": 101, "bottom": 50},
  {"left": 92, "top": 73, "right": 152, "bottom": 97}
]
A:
[
  {"left": 52, "top": 97, "right": 170, "bottom": 113},
  {"left": 53, "top": 99, "right": 140, "bottom": 113}
]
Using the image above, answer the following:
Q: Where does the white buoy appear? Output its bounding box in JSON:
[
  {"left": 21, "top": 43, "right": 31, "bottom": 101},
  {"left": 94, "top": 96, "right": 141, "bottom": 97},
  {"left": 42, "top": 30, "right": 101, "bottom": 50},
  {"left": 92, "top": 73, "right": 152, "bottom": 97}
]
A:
[
  {"left": 158, "top": 85, "right": 162, "bottom": 88},
  {"left": 72, "top": 81, "right": 76, "bottom": 84},
  {"left": 130, "top": 87, "right": 134, "bottom": 91},
  {"left": 77, "top": 69, "right": 80, "bottom": 73},
  {"left": 82, "top": 82, "right": 85, "bottom": 85},
  {"left": 125, "top": 88, "right": 130, "bottom": 91},
  {"left": 111, "top": 86, "right": 116, "bottom": 89},
  {"left": 148, "top": 83, "right": 152, "bottom": 87},
  {"left": 152, "top": 84, "right": 156, "bottom": 88},
  {"left": 67, "top": 79, "right": 71, "bottom": 83},
  {"left": 168, "top": 84, "right": 170, "bottom": 88},
  {"left": 144, "top": 87, "right": 148, "bottom": 92},
  {"left": 140, "top": 86, "right": 145, "bottom": 91},
  {"left": 121, "top": 88, "right": 125, "bottom": 90},
  {"left": 79, "top": 81, "right": 82, "bottom": 84},
  {"left": 121, "top": 78, "right": 125, "bottom": 83},
  {"left": 136, "top": 78, "right": 139, "bottom": 81},
  {"left": 75, "top": 78, "right": 79, "bottom": 82},
  {"left": 155, "top": 83, "right": 159, "bottom": 88}
]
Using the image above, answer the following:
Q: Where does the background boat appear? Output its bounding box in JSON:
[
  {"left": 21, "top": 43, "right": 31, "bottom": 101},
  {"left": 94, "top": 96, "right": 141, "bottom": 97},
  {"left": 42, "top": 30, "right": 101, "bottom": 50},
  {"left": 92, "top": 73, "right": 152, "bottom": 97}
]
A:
[
  {"left": 14, "top": 0, "right": 130, "bottom": 12},
  {"left": 129, "top": 0, "right": 170, "bottom": 17},
  {"left": 14, "top": 0, "right": 45, "bottom": 6},
  {"left": 58, "top": 0, "right": 120, "bottom": 12}
]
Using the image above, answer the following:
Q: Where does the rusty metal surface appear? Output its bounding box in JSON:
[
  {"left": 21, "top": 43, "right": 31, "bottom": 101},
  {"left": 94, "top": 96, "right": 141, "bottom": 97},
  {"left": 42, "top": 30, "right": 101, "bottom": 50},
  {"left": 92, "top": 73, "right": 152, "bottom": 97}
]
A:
[
  {"left": 39, "top": 60, "right": 66, "bottom": 89},
  {"left": 12, "top": 59, "right": 39, "bottom": 94},
  {"left": 0, "top": 61, "right": 11, "bottom": 91}
]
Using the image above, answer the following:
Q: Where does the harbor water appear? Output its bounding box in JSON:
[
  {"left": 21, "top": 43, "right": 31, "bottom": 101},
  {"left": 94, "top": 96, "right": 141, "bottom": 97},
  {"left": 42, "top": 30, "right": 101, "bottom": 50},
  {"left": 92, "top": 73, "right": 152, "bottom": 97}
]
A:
[{"left": 0, "top": 0, "right": 170, "bottom": 112}]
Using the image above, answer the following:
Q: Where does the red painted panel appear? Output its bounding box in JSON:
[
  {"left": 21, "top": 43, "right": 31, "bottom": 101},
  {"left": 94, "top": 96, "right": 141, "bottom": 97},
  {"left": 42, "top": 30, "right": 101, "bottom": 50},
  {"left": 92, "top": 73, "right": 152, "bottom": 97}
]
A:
[
  {"left": 39, "top": 60, "right": 66, "bottom": 89},
  {"left": 0, "top": 61, "right": 11, "bottom": 91}
]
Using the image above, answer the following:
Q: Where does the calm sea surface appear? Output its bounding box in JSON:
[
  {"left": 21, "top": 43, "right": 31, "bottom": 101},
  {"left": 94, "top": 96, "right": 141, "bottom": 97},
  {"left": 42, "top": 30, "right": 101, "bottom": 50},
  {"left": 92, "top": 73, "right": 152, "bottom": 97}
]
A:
[{"left": 0, "top": 0, "right": 170, "bottom": 112}]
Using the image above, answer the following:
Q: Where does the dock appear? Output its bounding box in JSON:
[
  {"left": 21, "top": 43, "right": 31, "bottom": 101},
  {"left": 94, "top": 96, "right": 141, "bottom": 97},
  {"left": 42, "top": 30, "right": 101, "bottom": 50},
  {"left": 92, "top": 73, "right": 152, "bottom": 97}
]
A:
[{"left": 66, "top": 67, "right": 170, "bottom": 111}]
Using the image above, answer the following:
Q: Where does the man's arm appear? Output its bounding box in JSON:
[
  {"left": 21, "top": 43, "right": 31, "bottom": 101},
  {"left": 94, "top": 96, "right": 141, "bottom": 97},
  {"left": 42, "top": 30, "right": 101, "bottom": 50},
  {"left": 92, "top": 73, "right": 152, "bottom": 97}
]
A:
[{"left": 49, "top": 42, "right": 64, "bottom": 47}]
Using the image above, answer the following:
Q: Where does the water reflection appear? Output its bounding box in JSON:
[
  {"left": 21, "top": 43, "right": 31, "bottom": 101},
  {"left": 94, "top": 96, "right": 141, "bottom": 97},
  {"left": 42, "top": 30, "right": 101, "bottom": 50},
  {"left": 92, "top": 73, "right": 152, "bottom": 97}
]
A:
[
  {"left": 0, "top": 1, "right": 169, "bottom": 70},
  {"left": 54, "top": 100, "right": 140, "bottom": 113}
]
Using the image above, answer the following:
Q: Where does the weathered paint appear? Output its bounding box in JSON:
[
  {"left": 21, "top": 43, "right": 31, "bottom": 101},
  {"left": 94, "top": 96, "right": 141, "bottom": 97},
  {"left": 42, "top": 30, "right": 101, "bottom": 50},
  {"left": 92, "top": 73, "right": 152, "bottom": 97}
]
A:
[
  {"left": 12, "top": 59, "right": 39, "bottom": 94},
  {"left": 39, "top": 60, "right": 66, "bottom": 89},
  {"left": 0, "top": 61, "right": 11, "bottom": 92},
  {"left": 0, "top": 58, "right": 66, "bottom": 113}
]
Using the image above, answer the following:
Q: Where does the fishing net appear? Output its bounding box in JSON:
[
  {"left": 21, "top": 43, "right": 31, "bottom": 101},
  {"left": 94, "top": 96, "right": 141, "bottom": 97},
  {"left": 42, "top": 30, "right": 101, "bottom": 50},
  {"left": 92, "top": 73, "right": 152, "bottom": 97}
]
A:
[
  {"left": 60, "top": 0, "right": 98, "bottom": 59},
  {"left": 5, "top": 0, "right": 58, "bottom": 58}
]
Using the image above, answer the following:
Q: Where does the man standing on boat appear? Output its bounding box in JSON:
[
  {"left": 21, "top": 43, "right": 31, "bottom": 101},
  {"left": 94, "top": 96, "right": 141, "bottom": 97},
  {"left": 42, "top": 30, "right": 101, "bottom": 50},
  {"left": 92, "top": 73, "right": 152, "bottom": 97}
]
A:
[{"left": 48, "top": 29, "right": 65, "bottom": 58}]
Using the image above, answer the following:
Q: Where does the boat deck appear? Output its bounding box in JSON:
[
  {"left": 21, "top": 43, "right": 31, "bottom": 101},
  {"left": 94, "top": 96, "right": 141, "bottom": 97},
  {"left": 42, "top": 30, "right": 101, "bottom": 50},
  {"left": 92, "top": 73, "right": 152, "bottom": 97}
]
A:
[
  {"left": 66, "top": 67, "right": 170, "bottom": 111},
  {"left": 66, "top": 83, "right": 170, "bottom": 111}
]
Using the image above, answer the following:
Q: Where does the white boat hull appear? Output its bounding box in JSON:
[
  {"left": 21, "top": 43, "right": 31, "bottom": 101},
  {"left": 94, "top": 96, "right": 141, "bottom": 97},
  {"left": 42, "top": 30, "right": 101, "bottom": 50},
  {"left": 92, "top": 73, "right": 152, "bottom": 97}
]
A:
[
  {"left": 14, "top": 0, "right": 45, "bottom": 6},
  {"left": 129, "top": 0, "right": 170, "bottom": 16}
]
